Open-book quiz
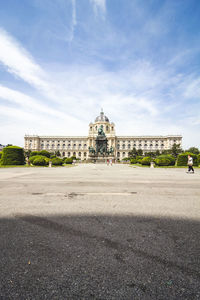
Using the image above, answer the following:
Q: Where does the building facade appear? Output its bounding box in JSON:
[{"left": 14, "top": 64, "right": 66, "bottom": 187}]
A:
[{"left": 24, "top": 111, "right": 182, "bottom": 160}]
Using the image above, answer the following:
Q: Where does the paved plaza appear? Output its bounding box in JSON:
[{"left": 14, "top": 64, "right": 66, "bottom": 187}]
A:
[{"left": 0, "top": 164, "right": 200, "bottom": 299}]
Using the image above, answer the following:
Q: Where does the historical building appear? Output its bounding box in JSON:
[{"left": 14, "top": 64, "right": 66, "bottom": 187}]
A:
[{"left": 24, "top": 110, "right": 182, "bottom": 160}]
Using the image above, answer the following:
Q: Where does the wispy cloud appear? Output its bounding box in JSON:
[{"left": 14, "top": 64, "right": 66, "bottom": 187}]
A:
[
  {"left": 69, "top": 0, "right": 77, "bottom": 41},
  {"left": 90, "top": 0, "right": 106, "bottom": 15},
  {"left": 0, "top": 28, "right": 47, "bottom": 90}
]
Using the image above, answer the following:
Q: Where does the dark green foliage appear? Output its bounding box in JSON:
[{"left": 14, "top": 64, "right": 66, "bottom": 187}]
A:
[
  {"left": 1, "top": 146, "right": 25, "bottom": 165},
  {"left": 71, "top": 155, "right": 76, "bottom": 160},
  {"left": 50, "top": 155, "right": 56, "bottom": 159},
  {"left": 171, "top": 143, "right": 183, "bottom": 158},
  {"left": 64, "top": 157, "right": 73, "bottom": 164},
  {"left": 155, "top": 155, "right": 175, "bottom": 166},
  {"left": 186, "top": 147, "right": 199, "bottom": 155},
  {"left": 38, "top": 150, "right": 51, "bottom": 158},
  {"left": 128, "top": 147, "right": 137, "bottom": 158},
  {"left": 141, "top": 157, "right": 152, "bottom": 165},
  {"left": 32, "top": 156, "right": 47, "bottom": 166},
  {"left": 130, "top": 158, "right": 137, "bottom": 164},
  {"left": 52, "top": 157, "right": 63, "bottom": 166},
  {"left": 55, "top": 150, "right": 61, "bottom": 157},
  {"left": 30, "top": 151, "right": 39, "bottom": 157},
  {"left": 137, "top": 149, "right": 143, "bottom": 156},
  {"left": 177, "top": 152, "right": 198, "bottom": 166},
  {"left": 144, "top": 152, "right": 156, "bottom": 158},
  {"left": 122, "top": 157, "right": 130, "bottom": 161},
  {"left": 155, "top": 150, "right": 160, "bottom": 156},
  {"left": 24, "top": 150, "right": 31, "bottom": 158},
  {"left": 0, "top": 152, "right": 2, "bottom": 159}
]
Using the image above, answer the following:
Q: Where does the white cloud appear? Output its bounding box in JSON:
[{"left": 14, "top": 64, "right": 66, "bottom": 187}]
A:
[
  {"left": 90, "top": 0, "right": 106, "bottom": 15},
  {"left": 0, "top": 28, "right": 48, "bottom": 90}
]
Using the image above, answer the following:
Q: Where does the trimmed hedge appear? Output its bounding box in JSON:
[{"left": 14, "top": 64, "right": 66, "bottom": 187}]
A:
[
  {"left": 1, "top": 146, "right": 25, "bottom": 165},
  {"left": 38, "top": 150, "right": 51, "bottom": 158},
  {"left": 0, "top": 152, "right": 2, "bottom": 159},
  {"left": 136, "top": 156, "right": 143, "bottom": 164},
  {"left": 141, "top": 156, "right": 151, "bottom": 165},
  {"left": 32, "top": 156, "right": 48, "bottom": 166},
  {"left": 30, "top": 155, "right": 49, "bottom": 166},
  {"left": 155, "top": 155, "right": 175, "bottom": 166},
  {"left": 177, "top": 152, "right": 198, "bottom": 166},
  {"left": 64, "top": 157, "right": 73, "bottom": 164},
  {"left": 52, "top": 157, "right": 63, "bottom": 166},
  {"left": 30, "top": 151, "right": 39, "bottom": 157},
  {"left": 130, "top": 158, "right": 137, "bottom": 164}
]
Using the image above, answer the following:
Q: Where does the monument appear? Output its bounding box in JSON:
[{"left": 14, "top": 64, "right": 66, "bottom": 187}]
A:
[{"left": 89, "top": 125, "right": 114, "bottom": 162}]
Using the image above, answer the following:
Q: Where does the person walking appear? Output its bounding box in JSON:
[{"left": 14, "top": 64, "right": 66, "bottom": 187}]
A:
[{"left": 187, "top": 155, "right": 194, "bottom": 173}]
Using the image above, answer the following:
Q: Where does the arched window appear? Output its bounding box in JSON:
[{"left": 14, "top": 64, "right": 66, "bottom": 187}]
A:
[
  {"left": 68, "top": 152, "right": 71, "bottom": 157},
  {"left": 117, "top": 152, "right": 120, "bottom": 157},
  {"left": 95, "top": 126, "right": 97, "bottom": 130},
  {"left": 73, "top": 152, "right": 76, "bottom": 156},
  {"left": 78, "top": 152, "right": 81, "bottom": 157},
  {"left": 111, "top": 127, "right": 114, "bottom": 130},
  {"left": 63, "top": 152, "right": 65, "bottom": 156},
  {"left": 84, "top": 152, "right": 87, "bottom": 157},
  {"left": 123, "top": 152, "right": 125, "bottom": 157},
  {"left": 106, "top": 125, "right": 109, "bottom": 131}
]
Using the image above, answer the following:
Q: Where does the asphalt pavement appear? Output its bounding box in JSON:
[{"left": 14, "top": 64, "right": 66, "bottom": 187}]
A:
[{"left": 0, "top": 164, "right": 199, "bottom": 299}]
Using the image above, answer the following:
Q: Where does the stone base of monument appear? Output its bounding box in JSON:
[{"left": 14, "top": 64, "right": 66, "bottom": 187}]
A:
[{"left": 88, "top": 155, "right": 115, "bottom": 163}]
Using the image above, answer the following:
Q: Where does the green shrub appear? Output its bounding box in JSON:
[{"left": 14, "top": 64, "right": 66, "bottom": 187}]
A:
[
  {"left": 30, "top": 155, "right": 48, "bottom": 165},
  {"left": 155, "top": 155, "right": 175, "bottom": 166},
  {"left": 64, "top": 157, "right": 73, "bottom": 164},
  {"left": 141, "top": 157, "right": 152, "bottom": 165},
  {"left": 198, "top": 154, "right": 200, "bottom": 166},
  {"left": 136, "top": 156, "right": 143, "bottom": 164},
  {"left": 177, "top": 152, "right": 198, "bottom": 166},
  {"left": 52, "top": 157, "right": 63, "bottom": 166},
  {"left": 38, "top": 150, "right": 51, "bottom": 158},
  {"left": 32, "top": 156, "right": 47, "bottom": 166},
  {"left": 1, "top": 146, "right": 25, "bottom": 165},
  {"left": 30, "top": 151, "right": 39, "bottom": 157},
  {"left": 29, "top": 156, "right": 36, "bottom": 164},
  {"left": 0, "top": 152, "right": 2, "bottom": 159},
  {"left": 130, "top": 158, "right": 137, "bottom": 164}
]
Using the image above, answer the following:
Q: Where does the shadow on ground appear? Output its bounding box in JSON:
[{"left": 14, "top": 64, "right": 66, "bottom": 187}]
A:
[{"left": 0, "top": 214, "right": 199, "bottom": 300}]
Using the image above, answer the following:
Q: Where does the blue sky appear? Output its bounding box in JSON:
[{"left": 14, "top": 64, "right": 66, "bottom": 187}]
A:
[{"left": 0, "top": 0, "right": 200, "bottom": 148}]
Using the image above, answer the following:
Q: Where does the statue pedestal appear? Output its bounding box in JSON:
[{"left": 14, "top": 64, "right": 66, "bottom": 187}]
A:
[{"left": 88, "top": 155, "right": 115, "bottom": 163}]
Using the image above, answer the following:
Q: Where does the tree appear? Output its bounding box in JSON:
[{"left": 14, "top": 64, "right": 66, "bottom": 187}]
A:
[
  {"left": 24, "top": 150, "right": 31, "bottom": 158},
  {"left": 186, "top": 147, "right": 199, "bottom": 155},
  {"left": 55, "top": 150, "right": 61, "bottom": 157},
  {"left": 137, "top": 149, "right": 143, "bottom": 156},
  {"left": 171, "top": 143, "right": 182, "bottom": 158},
  {"left": 144, "top": 152, "right": 156, "bottom": 158},
  {"left": 128, "top": 147, "right": 137, "bottom": 158}
]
